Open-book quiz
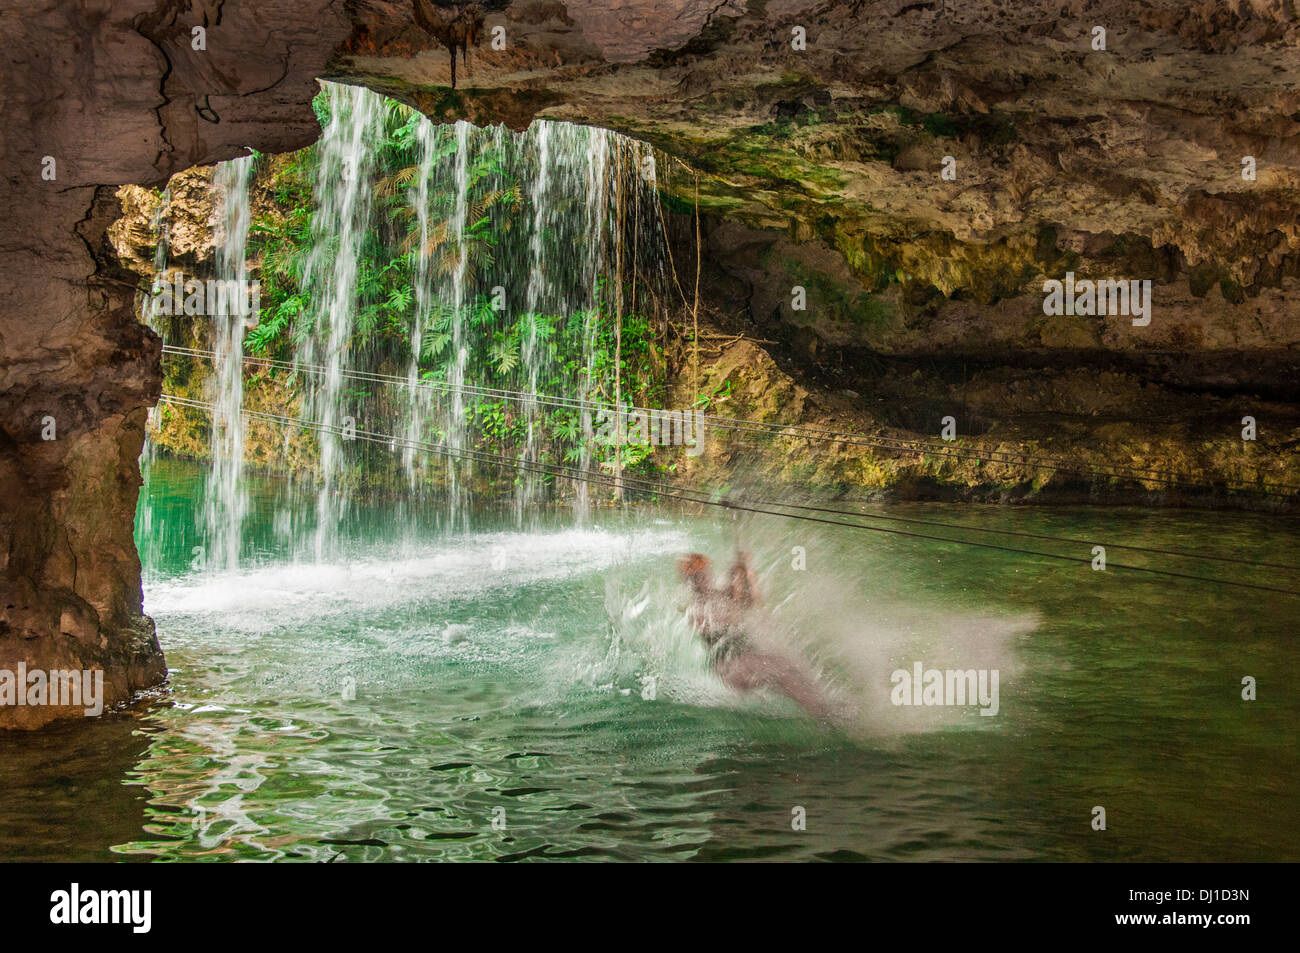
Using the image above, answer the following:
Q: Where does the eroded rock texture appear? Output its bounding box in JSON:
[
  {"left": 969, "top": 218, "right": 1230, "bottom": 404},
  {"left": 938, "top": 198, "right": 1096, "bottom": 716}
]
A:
[
  {"left": 0, "top": 0, "right": 350, "bottom": 727},
  {"left": 1, "top": 0, "right": 1297, "bottom": 725},
  {"left": 344, "top": 1, "right": 1300, "bottom": 371},
  {"left": 343, "top": 0, "right": 1300, "bottom": 500}
]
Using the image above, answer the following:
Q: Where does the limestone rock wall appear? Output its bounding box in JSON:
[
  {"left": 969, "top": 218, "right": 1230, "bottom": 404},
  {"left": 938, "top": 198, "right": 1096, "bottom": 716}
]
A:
[{"left": 0, "top": 0, "right": 350, "bottom": 728}]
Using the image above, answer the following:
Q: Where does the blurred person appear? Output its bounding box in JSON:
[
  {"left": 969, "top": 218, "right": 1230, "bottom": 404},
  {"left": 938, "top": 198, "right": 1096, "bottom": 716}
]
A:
[{"left": 678, "top": 551, "right": 831, "bottom": 720}]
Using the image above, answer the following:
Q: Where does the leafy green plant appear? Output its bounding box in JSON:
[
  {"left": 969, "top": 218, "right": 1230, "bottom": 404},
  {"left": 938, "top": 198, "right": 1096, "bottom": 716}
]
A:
[{"left": 232, "top": 91, "right": 673, "bottom": 497}]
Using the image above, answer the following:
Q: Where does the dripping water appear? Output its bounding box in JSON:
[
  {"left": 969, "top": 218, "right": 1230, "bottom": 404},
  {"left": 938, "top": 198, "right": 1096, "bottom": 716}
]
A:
[
  {"left": 204, "top": 154, "right": 255, "bottom": 572},
  {"left": 143, "top": 84, "right": 672, "bottom": 563},
  {"left": 445, "top": 120, "right": 472, "bottom": 531},
  {"left": 296, "top": 84, "right": 385, "bottom": 561}
]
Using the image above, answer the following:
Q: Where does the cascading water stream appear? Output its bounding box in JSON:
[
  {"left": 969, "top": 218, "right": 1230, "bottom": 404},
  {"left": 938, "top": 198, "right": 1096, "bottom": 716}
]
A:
[
  {"left": 403, "top": 117, "right": 438, "bottom": 487},
  {"left": 149, "top": 186, "right": 173, "bottom": 285},
  {"left": 204, "top": 154, "right": 255, "bottom": 572},
  {"left": 445, "top": 120, "right": 472, "bottom": 531},
  {"left": 576, "top": 128, "right": 613, "bottom": 522},
  {"left": 514, "top": 122, "right": 633, "bottom": 522},
  {"left": 517, "top": 121, "right": 553, "bottom": 524},
  {"left": 143, "top": 84, "right": 672, "bottom": 565},
  {"left": 297, "top": 84, "right": 385, "bottom": 561},
  {"left": 135, "top": 185, "right": 174, "bottom": 566}
]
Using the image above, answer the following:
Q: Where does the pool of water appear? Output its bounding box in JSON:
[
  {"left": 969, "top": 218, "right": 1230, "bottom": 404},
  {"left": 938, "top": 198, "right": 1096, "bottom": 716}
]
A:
[{"left": 2, "top": 456, "right": 1296, "bottom": 861}]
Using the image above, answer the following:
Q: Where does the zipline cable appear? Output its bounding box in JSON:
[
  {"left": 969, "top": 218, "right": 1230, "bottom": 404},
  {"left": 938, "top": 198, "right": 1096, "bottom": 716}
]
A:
[
  {"left": 160, "top": 343, "right": 1300, "bottom": 497},
  {"left": 157, "top": 355, "right": 1300, "bottom": 569},
  {"left": 157, "top": 393, "right": 1300, "bottom": 597},
  {"left": 740, "top": 498, "right": 1300, "bottom": 572}
]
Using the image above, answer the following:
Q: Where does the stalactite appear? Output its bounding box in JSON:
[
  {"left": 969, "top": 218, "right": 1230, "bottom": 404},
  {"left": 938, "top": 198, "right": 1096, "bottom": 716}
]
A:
[{"left": 412, "top": 0, "right": 484, "bottom": 89}]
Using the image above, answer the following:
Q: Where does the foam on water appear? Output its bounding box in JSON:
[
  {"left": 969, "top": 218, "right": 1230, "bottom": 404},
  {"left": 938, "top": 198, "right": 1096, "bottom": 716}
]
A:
[
  {"left": 583, "top": 514, "right": 1040, "bottom": 735},
  {"left": 146, "top": 524, "right": 689, "bottom": 625},
  {"left": 143, "top": 497, "right": 1039, "bottom": 747},
  {"left": 93, "top": 485, "right": 1300, "bottom": 862}
]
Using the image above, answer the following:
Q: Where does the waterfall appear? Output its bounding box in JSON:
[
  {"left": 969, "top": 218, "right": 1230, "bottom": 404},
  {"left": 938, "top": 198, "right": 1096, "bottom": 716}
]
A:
[
  {"left": 135, "top": 184, "right": 174, "bottom": 575},
  {"left": 204, "top": 154, "right": 254, "bottom": 572},
  {"left": 404, "top": 115, "right": 438, "bottom": 489},
  {"left": 445, "top": 120, "right": 472, "bottom": 531},
  {"left": 576, "top": 128, "right": 613, "bottom": 522},
  {"left": 515, "top": 122, "right": 635, "bottom": 522},
  {"left": 517, "top": 121, "right": 553, "bottom": 523},
  {"left": 150, "top": 185, "right": 173, "bottom": 278},
  {"left": 297, "top": 83, "right": 385, "bottom": 561},
  {"left": 144, "top": 83, "right": 675, "bottom": 566}
]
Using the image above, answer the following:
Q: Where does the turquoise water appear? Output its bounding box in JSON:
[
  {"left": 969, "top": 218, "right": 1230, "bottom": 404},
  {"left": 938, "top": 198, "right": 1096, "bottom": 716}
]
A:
[{"left": 1, "top": 455, "right": 1296, "bottom": 862}]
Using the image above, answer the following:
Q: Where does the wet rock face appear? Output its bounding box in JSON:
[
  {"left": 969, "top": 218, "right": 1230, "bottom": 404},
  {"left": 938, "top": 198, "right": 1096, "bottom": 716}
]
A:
[
  {"left": 340, "top": 0, "right": 1300, "bottom": 384},
  {"left": 2, "top": 0, "right": 1298, "bottom": 725},
  {"left": 0, "top": 183, "right": 167, "bottom": 729},
  {"left": 0, "top": 0, "right": 351, "bottom": 728},
  {"left": 111, "top": 168, "right": 219, "bottom": 276}
]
